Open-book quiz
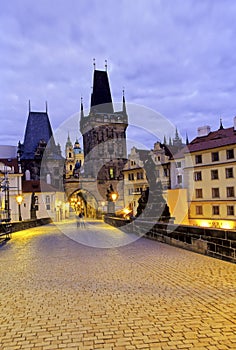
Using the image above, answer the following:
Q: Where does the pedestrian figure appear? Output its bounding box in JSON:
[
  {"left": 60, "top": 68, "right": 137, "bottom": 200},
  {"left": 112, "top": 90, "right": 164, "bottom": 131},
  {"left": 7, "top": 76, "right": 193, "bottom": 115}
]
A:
[
  {"left": 76, "top": 213, "right": 81, "bottom": 228},
  {"left": 80, "top": 211, "right": 86, "bottom": 228}
]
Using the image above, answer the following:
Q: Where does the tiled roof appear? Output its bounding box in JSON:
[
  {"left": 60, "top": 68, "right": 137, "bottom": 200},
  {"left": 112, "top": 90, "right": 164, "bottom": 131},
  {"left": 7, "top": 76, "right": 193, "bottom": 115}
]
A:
[
  {"left": 188, "top": 127, "right": 236, "bottom": 153},
  {"left": 21, "top": 111, "right": 55, "bottom": 159},
  {"left": 22, "top": 180, "right": 58, "bottom": 193}
]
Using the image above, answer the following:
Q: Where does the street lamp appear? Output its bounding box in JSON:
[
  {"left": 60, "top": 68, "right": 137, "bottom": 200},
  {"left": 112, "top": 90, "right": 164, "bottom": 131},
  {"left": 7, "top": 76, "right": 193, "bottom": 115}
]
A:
[
  {"left": 16, "top": 194, "right": 23, "bottom": 221},
  {"left": 106, "top": 185, "right": 118, "bottom": 214},
  {"left": 111, "top": 192, "right": 118, "bottom": 202}
]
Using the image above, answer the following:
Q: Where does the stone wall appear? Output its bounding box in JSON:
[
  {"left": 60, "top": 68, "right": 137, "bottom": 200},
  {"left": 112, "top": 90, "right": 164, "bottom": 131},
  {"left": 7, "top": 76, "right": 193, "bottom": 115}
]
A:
[
  {"left": 104, "top": 216, "right": 236, "bottom": 263},
  {"left": 0, "top": 217, "right": 52, "bottom": 237}
]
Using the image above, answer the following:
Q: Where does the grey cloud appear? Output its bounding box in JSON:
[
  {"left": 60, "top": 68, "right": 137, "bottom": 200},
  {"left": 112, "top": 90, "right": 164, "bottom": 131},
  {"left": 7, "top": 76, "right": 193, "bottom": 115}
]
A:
[{"left": 1, "top": 0, "right": 236, "bottom": 146}]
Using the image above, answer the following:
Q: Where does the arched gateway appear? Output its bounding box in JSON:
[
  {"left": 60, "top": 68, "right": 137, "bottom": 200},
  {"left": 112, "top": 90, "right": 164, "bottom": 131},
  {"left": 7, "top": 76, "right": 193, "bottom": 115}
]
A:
[{"left": 68, "top": 189, "right": 98, "bottom": 219}]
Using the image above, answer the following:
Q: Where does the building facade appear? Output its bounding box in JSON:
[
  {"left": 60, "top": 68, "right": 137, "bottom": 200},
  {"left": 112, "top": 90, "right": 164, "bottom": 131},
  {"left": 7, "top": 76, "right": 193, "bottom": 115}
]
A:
[
  {"left": 122, "top": 147, "right": 149, "bottom": 215},
  {"left": 185, "top": 119, "right": 236, "bottom": 229},
  {"left": 0, "top": 158, "right": 23, "bottom": 222}
]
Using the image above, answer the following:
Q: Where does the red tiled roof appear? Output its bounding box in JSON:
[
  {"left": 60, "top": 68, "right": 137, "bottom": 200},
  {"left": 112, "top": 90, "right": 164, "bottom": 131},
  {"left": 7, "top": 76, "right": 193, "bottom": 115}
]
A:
[
  {"left": 188, "top": 127, "right": 236, "bottom": 153},
  {"left": 22, "top": 180, "right": 58, "bottom": 193}
]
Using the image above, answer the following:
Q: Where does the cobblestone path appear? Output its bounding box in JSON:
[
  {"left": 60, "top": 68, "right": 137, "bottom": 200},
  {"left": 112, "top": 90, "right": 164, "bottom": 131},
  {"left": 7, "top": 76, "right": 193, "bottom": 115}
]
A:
[{"left": 0, "top": 220, "right": 236, "bottom": 349}]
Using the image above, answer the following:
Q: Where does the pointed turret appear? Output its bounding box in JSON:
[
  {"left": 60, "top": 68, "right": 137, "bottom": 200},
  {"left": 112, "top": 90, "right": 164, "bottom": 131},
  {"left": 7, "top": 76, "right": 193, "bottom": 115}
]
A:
[
  {"left": 122, "top": 89, "right": 127, "bottom": 115},
  {"left": 163, "top": 135, "right": 167, "bottom": 144},
  {"left": 219, "top": 118, "right": 224, "bottom": 130},
  {"left": 21, "top": 105, "right": 56, "bottom": 159},
  {"left": 90, "top": 69, "right": 114, "bottom": 113},
  {"left": 66, "top": 133, "right": 73, "bottom": 147},
  {"left": 175, "top": 128, "right": 179, "bottom": 139},
  {"left": 186, "top": 133, "right": 189, "bottom": 145},
  {"left": 74, "top": 137, "right": 81, "bottom": 149},
  {"left": 80, "top": 97, "right": 84, "bottom": 119}
]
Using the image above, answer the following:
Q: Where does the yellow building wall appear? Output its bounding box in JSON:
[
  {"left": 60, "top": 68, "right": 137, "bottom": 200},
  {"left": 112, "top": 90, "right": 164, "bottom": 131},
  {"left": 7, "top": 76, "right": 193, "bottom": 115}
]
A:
[{"left": 166, "top": 188, "right": 189, "bottom": 225}]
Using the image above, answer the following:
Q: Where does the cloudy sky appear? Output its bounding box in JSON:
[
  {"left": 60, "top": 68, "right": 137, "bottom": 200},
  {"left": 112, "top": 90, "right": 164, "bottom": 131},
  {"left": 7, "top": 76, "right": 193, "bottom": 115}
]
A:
[{"left": 1, "top": 0, "right": 236, "bottom": 149}]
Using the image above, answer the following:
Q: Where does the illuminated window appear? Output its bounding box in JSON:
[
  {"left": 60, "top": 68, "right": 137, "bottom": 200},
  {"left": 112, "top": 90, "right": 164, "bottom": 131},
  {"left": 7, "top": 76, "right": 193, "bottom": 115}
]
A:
[
  {"left": 196, "top": 206, "right": 203, "bottom": 215},
  {"left": 195, "top": 189, "right": 203, "bottom": 198},
  {"left": 227, "top": 205, "right": 234, "bottom": 216},
  {"left": 109, "top": 168, "right": 114, "bottom": 179},
  {"left": 226, "top": 187, "right": 234, "bottom": 197},
  {"left": 212, "top": 206, "right": 219, "bottom": 215},
  {"left": 211, "top": 170, "right": 218, "bottom": 180},
  {"left": 212, "top": 188, "right": 220, "bottom": 198},
  {"left": 226, "top": 168, "right": 234, "bottom": 178}
]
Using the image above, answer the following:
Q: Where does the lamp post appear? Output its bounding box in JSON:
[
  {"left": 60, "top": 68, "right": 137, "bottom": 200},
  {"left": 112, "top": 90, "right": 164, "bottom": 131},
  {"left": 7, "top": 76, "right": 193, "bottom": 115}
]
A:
[
  {"left": 106, "top": 185, "right": 118, "bottom": 214},
  {"left": 16, "top": 194, "right": 23, "bottom": 221}
]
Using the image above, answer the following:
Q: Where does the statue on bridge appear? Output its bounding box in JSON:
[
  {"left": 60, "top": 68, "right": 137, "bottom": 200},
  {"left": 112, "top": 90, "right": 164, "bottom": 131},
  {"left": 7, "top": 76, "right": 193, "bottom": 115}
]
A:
[{"left": 136, "top": 155, "right": 170, "bottom": 222}]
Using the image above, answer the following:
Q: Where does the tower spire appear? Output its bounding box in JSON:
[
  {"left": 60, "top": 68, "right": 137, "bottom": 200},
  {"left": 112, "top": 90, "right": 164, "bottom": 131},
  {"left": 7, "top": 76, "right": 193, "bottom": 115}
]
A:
[
  {"left": 219, "top": 117, "right": 224, "bottom": 130},
  {"left": 122, "top": 88, "right": 127, "bottom": 115},
  {"left": 105, "top": 59, "right": 107, "bottom": 71},
  {"left": 80, "top": 97, "right": 84, "bottom": 118},
  {"left": 45, "top": 101, "right": 48, "bottom": 113},
  {"left": 175, "top": 127, "right": 179, "bottom": 138},
  {"left": 29, "top": 99, "right": 31, "bottom": 113},
  {"left": 93, "top": 58, "right": 96, "bottom": 71},
  {"left": 186, "top": 133, "right": 189, "bottom": 145}
]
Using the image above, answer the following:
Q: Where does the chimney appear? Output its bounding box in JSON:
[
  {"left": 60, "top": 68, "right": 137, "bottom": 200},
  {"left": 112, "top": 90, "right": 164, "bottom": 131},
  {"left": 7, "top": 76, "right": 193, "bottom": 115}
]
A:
[
  {"left": 234, "top": 116, "right": 236, "bottom": 131},
  {"left": 197, "top": 125, "right": 211, "bottom": 137}
]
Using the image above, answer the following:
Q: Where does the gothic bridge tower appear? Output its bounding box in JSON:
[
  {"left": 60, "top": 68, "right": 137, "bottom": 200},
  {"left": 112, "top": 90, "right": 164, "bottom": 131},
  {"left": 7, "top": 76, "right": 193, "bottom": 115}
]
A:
[{"left": 79, "top": 67, "right": 128, "bottom": 206}]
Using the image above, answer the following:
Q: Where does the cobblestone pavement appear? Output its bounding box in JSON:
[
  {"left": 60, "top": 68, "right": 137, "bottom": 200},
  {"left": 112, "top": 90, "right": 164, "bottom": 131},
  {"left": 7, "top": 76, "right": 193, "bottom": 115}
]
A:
[{"left": 0, "top": 220, "right": 236, "bottom": 350}]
